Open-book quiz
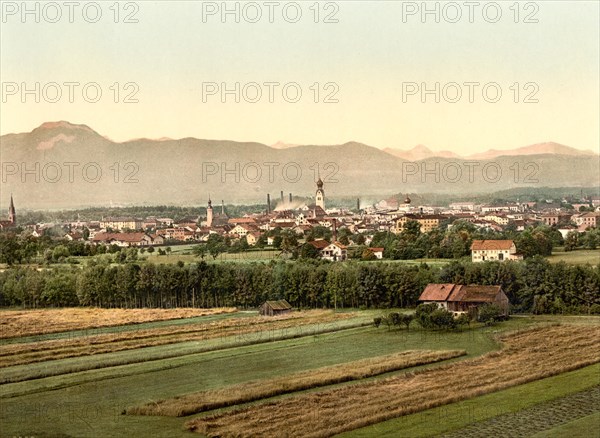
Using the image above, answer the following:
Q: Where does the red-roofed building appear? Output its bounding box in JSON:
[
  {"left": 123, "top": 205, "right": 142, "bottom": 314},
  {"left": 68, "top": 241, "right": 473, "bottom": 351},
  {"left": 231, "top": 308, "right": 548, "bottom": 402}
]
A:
[
  {"left": 419, "top": 283, "right": 509, "bottom": 316},
  {"left": 470, "top": 240, "right": 522, "bottom": 262},
  {"left": 307, "top": 239, "right": 330, "bottom": 250},
  {"left": 321, "top": 241, "right": 347, "bottom": 261}
]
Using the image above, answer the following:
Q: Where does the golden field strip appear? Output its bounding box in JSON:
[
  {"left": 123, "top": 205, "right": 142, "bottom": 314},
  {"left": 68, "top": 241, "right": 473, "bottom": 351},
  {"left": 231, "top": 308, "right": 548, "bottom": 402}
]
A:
[
  {"left": 187, "top": 324, "right": 600, "bottom": 438},
  {"left": 127, "top": 349, "right": 466, "bottom": 417},
  {"left": 0, "top": 307, "right": 237, "bottom": 338},
  {"left": 0, "top": 310, "right": 353, "bottom": 367}
]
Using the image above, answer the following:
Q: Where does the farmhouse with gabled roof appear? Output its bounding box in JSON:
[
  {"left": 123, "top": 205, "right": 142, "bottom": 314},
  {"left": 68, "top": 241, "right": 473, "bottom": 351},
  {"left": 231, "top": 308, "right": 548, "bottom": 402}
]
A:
[{"left": 419, "top": 283, "right": 509, "bottom": 316}]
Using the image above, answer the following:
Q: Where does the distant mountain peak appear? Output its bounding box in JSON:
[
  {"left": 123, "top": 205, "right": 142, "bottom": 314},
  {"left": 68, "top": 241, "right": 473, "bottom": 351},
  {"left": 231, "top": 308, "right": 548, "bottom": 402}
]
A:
[
  {"left": 270, "top": 141, "right": 298, "bottom": 149},
  {"left": 37, "top": 121, "right": 95, "bottom": 133},
  {"left": 411, "top": 144, "right": 432, "bottom": 153},
  {"left": 468, "top": 142, "right": 596, "bottom": 159},
  {"left": 383, "top": 144, "right": 460, "bottom": 160}
]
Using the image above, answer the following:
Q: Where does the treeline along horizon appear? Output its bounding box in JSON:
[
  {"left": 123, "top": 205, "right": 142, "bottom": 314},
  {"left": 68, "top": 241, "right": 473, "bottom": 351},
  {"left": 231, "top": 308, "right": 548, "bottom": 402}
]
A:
[{"left": 0, "top": 258, "right": 598, "bottom": 314}]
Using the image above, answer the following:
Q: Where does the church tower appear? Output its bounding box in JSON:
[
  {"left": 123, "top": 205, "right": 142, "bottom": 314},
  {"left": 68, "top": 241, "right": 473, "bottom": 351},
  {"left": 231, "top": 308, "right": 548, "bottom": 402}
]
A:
[
  {"left": 206, "top": 197, "right": 213, "bottom": 228},
  {"left": 8, "top": 194, "right": 16, "bottom": 225},
  {"left": 315, "top": 178, "right": 325, "bottom": 210}
]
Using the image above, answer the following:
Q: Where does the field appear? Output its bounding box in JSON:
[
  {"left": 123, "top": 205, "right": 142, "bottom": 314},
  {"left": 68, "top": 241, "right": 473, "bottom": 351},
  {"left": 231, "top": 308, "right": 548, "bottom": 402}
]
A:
[
  {"left": 546, "top": 248, "right": 600, "bottom": 265},
  {"left": 145, "top": 247, "right": 284, "bottom": 265},
  {"left": 0, "top": 307, "right": 237, "bottom": 339},
  {"left": 0, "top": 308, "right": 598, "bottom": 438}
]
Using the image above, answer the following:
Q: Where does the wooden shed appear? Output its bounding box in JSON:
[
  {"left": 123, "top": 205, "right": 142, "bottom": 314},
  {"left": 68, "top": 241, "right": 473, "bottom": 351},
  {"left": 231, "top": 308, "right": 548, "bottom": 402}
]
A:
[{"left": 259, "top": 300, "right": 293, "bottom": 316}]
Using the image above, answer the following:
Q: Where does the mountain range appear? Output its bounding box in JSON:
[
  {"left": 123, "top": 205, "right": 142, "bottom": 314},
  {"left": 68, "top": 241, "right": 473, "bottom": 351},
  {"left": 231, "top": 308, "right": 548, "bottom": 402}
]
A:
[
  {"left": 1, "top": 122, "right": 598, "bottom": 209},
  {"left": 383, "top": 142, "right": 595, "bottom": 161}
]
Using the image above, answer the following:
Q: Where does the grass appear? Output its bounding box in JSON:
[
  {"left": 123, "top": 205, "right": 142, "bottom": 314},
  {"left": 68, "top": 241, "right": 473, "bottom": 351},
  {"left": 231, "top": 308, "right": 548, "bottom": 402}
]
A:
[
  {"left": 341, "top": 363, "right": 600, "bottom": 438},
  {"left": 363, "top": 258, "right": 454, "bottom": 266},
  {"left": 126, "top": 349, "right": 466, "bottom": 417},
  {"left": 0, "top": 307, "right": 237, "bottom": 339},
  {"left": 547, "top": 248, "right": 600, "bottom": 265},
  {"left": 0, "top": 315, "right": 513, "bottom": 438},
  {"left": 437, "top": 385, "right": 599, "bottom": 438},
  {"left": 530, "top": 412, "right": 600, "bottom": 438},
  {"left": 0, "top": 315, "right": 368, "bottom": 385},
  {"left": 0, "top": 310, "right": 354, "bottom": 368},
  {"left": 185, "top": 324, "right": 600, "bottom": 437},
  {"left": 1, "top": 311, "right": 594, "bottom": 438},
  {"left": 146, "top": 249, "right": 283, "bottom": 265}
]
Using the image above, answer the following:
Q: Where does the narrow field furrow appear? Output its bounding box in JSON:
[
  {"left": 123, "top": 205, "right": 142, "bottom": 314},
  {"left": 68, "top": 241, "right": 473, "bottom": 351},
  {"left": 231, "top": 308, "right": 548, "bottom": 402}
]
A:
[
  {"left": 0, "top": 310, "right": 354, "bottom": 367},
  {"left": 186, "top": 325, "right": 600, "bottom": 438},
  {"left": 126, "top": 349, "right": 466, "bottom": 417}
]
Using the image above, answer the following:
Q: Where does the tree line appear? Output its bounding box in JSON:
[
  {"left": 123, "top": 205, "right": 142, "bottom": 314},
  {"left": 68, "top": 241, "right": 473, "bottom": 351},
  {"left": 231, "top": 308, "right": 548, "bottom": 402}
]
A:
[{"left": 1, "top": 257, "right": 598, "bottom": 314}]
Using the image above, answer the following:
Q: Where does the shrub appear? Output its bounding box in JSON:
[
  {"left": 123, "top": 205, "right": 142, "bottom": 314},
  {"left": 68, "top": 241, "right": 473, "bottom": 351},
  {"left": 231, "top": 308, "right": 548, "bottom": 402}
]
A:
[
  {"left": 373, "top": 317, "right": 382, "bottom": 328},
  {"left": 388, "top": 312, "right": 401, "bottom": 327},
  {"left": 430, "top": 308, "right": 456, "bottom": 330},
  {"left": 455, "top": 313, "right": 471, "bottom": 329},
  {"left": 361, "top": 249, "right": 377, "bottom": 261},
  {"left": 588, "top": 304, "right": 600, "bottom": 315},
  {"left": 478, "top": 304, "right": 502, "bottom": 325},
  {"left": 416, "top": 303, "right": 439, "bottom": 329},
  {"left": 399, "top": 313, "right": 415, "bottom": 330}
]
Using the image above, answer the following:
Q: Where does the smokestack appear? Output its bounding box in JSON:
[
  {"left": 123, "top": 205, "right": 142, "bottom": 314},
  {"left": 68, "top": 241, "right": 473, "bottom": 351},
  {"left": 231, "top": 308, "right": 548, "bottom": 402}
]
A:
[
  {"left": 356, "top": 198, "right": 360, "bottom": 211},
  {"left": 221, "top": 200, "right": 225, "bottom": 215},
  {"left": 267, "top": 194, "right": 271, "bottom": 214},
  {"left": 280, "top": 191, "right": 284, "bottom": 204},
  {"left": 332, "top": 220, "right": 337, "bottom": 242},
  {"left": 289, "top": 193, "right": 292, "bottom": 203}
]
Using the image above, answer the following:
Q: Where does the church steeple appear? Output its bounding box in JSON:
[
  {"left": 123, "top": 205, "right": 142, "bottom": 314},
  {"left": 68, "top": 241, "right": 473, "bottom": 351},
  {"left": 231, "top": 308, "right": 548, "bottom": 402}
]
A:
[
  {"left": 8, "top": 194, "right": 16, "bottom": 225},
  {"left": 315, "top": 178, "right": 325, "bottom": 210},
  {"left": 206, "top": 195, "right": 213, "bottom": 228}
]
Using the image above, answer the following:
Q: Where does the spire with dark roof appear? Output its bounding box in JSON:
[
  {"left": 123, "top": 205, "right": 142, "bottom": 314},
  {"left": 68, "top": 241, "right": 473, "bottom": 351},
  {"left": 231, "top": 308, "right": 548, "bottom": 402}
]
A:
[{"left": 8, "top": 194, "right": 16, "bottom": 224}]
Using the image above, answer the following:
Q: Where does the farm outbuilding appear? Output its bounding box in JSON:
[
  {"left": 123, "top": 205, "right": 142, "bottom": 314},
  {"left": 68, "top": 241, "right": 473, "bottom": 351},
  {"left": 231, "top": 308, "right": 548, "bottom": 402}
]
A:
[
  {"left": 419, "top": 284, "right": 510, "bottom": 316},
  {"left": 259, "top": 300, "right": 293, "bottom": 316}
]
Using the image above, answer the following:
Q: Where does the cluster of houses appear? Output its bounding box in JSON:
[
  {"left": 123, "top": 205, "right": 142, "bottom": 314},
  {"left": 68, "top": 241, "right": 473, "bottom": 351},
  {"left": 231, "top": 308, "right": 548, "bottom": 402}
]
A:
[{"left": 3, "top": 185, "right": 599, "bottom": 259}]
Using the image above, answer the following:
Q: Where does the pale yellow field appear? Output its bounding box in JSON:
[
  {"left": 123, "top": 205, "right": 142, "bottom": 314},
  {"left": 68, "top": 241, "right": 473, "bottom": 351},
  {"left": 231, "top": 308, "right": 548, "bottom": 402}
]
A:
[{"left": 0, "top": 307, "right": 237, "bottom": 338}]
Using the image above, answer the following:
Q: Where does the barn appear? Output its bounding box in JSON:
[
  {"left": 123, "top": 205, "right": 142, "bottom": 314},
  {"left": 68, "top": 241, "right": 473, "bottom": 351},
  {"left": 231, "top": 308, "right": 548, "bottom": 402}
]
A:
[
  {"left": 418, "top": 284, "right": 510, "bottom": 316},
  {"left": 259, "top": 300, "right": 293, "bottom": 317}
]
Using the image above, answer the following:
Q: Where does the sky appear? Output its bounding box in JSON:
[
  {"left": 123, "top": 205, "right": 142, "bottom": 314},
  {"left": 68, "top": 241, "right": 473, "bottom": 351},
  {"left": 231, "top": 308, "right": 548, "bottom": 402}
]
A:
[{"left": 1, "top": 1, "right": 599, "bottom": 155}]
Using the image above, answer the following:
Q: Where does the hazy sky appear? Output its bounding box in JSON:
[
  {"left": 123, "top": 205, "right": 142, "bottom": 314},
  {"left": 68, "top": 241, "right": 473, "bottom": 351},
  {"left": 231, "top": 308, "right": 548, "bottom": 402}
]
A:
[{"left": 1, "top": 1, "right": 599, "bottom": 155}]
